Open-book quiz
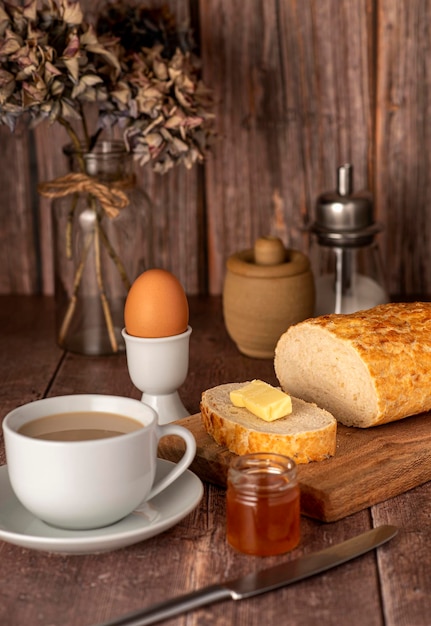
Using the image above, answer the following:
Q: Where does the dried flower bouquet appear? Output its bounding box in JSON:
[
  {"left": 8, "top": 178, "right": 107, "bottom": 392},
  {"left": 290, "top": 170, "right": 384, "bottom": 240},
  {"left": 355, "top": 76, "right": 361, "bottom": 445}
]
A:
[{"left": 0, "top": 0, "right": 214, "bottom": 353}]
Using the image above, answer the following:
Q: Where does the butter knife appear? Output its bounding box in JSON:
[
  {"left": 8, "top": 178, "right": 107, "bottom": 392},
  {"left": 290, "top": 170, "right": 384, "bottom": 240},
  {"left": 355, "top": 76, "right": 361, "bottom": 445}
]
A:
[{"left": 95, "top": 525, "right": 397, "bottom": 626}]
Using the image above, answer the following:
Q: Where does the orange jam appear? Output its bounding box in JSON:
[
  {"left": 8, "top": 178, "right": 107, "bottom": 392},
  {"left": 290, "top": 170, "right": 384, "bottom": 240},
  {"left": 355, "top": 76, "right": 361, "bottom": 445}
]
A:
[{"left": 226, "top": 453, "right": 300, "bottom": 556}]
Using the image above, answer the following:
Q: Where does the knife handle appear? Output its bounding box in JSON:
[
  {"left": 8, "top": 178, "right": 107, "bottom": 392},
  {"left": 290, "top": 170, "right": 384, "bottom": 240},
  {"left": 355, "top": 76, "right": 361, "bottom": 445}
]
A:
[{"left": 95, "top": 584, "right": 232, "bottom": 626}]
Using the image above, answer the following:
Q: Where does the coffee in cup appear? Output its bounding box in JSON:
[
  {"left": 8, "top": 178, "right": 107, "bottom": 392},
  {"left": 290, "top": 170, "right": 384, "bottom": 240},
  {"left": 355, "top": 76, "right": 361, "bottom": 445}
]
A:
[
  {"left": 18, "top": 411, "right": 143, "bottom": 441},
  {"left": 2, "top": 394, "right": 196, "bottom": 530}
]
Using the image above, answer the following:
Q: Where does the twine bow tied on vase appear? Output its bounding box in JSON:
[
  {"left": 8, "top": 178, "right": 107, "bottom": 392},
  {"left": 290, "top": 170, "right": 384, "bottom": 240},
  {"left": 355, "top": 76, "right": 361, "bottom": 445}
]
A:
[{"left": 39, "top": 171, "right": 130, "bottom": 219}]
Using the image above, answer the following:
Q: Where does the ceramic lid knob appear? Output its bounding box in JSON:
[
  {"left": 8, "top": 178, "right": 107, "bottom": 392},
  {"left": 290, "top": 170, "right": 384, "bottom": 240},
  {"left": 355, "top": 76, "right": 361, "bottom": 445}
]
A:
[{"left": 254, "top": 236, "right": 286, "bottom": 266}]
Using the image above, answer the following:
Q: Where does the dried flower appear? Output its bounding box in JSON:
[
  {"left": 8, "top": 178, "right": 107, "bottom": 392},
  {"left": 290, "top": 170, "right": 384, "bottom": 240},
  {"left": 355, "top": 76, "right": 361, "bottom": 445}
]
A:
[
  {"left": 0, "top": 0, "right": 214, "bottom": 173},
  {"left": 0, "top": 1, "right": 215, "bottom": 354}
]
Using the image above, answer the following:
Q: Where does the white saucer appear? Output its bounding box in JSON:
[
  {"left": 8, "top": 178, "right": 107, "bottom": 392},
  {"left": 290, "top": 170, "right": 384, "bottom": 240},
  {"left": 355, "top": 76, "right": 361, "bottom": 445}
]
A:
[{"left": 0, "top": 460, "right": 203, "bottom": 554}]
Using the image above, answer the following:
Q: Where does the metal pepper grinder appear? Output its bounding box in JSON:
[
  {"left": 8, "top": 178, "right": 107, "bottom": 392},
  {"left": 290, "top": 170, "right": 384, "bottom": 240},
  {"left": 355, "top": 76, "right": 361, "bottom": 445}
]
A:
[{"left": 310, "top": 163, "right": 389, "bottom": 316}]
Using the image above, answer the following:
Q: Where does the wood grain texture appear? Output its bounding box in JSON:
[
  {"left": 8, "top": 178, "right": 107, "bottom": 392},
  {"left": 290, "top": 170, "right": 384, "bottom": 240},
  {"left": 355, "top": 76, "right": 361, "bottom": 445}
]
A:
[
  {"left": 375, "top": 0, "right": 431, "bottom": 295},
  {"left": 158, "top": 411, "right": 431, "bottom": 521},
  {"left": 200, "top": 0, "right": 373, "bottom": 293},
  {"left": 33, "top": 122, "right": 71, "bottom": 296},
  {"left": 0, "top": 0, "right": 430, "bottom": 298},
  {"left": 0, "top": 124, "right": 38, "bottom": 294},
  {"left": 1, "top": 295, "right": 431, "bottom": 625},
  {"left": 372, "top": 484, "right": 431, "bottom": 624}
]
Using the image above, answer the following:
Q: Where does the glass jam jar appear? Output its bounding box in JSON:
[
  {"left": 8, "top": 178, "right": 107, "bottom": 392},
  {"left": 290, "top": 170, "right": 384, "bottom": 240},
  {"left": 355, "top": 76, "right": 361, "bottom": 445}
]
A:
[{"left": 226, "top": 453, "right": 300, "bottom": 556}]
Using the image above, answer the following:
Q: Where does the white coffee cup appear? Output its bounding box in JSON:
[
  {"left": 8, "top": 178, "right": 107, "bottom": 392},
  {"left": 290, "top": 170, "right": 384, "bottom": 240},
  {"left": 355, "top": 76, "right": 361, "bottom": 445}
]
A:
[{"left": 2, "top": 394, "right": 196, "bottom": 530}]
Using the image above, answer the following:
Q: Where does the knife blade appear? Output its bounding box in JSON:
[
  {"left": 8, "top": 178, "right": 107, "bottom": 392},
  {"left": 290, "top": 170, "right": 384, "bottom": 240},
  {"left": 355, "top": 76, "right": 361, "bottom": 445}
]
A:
[{"left": 94, "top": 524, "right": 397, "bottom": 626}]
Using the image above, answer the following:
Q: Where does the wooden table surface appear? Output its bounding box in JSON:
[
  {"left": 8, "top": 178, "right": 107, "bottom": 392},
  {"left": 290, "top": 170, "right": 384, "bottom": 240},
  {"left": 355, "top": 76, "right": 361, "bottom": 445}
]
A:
[{"left": 1, "top": 295, "right": 430, "bottom": 626}]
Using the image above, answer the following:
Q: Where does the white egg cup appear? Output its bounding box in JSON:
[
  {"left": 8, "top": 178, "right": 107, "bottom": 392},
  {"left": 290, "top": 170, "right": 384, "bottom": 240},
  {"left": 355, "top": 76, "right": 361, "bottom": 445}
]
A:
[{"left": 121, "top": 326, "right": 192, "bottom": 425}]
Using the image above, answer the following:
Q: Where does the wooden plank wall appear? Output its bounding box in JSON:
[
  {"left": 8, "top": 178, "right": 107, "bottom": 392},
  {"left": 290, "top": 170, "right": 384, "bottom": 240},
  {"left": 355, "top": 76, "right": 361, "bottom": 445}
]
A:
[{"left": 0, "top": 0, "right": 429, "bottom": 297}]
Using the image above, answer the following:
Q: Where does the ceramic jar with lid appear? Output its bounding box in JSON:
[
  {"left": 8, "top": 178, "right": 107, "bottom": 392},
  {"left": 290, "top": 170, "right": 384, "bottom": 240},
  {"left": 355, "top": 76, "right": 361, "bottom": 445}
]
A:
[{"left": 223, "top": 236, "right": 315, "bottom": 358}]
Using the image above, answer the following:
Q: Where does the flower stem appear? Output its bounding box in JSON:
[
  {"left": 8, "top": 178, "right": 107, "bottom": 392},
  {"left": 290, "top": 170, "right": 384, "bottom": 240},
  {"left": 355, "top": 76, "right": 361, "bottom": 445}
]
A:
[
  {"left": 78, "top": 103, "right": 90, "bottom": 147},
  {"left": 94, "top": 215, "right": 118, "bottom": 353},
  {"left": 98, "top": 223, "right": 131, "bottom": 292},
  {"left": 57, "top": 227, "right": 93, "bottom": 347},
  {"left": 57, "top": 117, "right": 86, "bottom": 168},
  {"left": 66, "top": 193, "right": 79, "bottom": 259}
]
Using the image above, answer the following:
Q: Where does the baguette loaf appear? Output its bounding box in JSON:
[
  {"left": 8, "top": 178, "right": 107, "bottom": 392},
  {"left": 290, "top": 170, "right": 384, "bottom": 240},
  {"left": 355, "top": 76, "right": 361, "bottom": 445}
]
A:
[
  {"left": 200, "top": 382, "right": 337, "bottom": 464},
  {"left": 274, "top": 301, "right": 431, "bottom": 428}
]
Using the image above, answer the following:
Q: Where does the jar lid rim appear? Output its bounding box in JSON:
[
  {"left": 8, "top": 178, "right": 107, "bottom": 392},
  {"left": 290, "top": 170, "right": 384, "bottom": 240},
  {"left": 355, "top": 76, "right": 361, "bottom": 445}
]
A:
[{"left": 63, "top": 140, "right": 128, "bottom": 157}]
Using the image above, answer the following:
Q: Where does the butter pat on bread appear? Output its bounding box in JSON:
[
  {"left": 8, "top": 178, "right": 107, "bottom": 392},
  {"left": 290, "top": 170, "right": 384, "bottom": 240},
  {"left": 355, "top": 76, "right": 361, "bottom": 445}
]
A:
[
  {"left": 201, "top": 382, "right": 337, "bottom": 464},
  {"left": 230, "top": 379, "right": 292, "bottom": 422}
]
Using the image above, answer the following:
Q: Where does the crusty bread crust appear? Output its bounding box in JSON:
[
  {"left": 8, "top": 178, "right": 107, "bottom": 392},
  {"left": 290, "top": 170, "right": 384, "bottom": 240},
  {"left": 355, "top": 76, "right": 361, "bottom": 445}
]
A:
[
  {"left": 275, "top": 302, "right": 431, "bottom": 428},
  {"left": 200, "top": 382, "right": 337, "bottom": 464}
]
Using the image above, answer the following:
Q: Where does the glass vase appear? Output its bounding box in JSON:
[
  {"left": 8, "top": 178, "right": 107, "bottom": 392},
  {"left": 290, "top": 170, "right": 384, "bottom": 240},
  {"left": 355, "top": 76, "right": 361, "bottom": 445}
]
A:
[{"left": 51, "top": 140, "right": 152, "bottom": 355}]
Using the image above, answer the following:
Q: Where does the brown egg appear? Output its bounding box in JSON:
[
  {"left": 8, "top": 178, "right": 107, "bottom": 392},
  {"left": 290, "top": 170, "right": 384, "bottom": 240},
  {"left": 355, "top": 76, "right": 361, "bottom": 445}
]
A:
[{"left": 124, "top": 269, "right": 189, "bottom": 338}]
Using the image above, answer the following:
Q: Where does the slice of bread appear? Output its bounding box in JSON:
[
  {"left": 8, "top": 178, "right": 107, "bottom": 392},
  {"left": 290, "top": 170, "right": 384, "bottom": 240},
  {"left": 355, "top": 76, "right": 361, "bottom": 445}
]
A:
[{"left": 200, "top": 382, "right": 337, "bottom": 464}]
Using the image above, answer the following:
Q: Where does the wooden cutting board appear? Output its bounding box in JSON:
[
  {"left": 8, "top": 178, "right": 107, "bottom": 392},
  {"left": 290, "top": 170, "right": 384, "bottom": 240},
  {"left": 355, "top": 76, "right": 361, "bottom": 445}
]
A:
[{"left": 158, "top": 411, "right": 431, "bottom": 522}]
